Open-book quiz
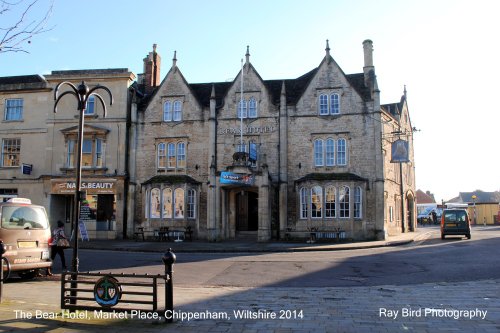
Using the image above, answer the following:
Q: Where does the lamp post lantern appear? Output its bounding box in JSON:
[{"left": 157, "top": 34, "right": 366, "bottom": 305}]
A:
[{"left": 54, "top": 81, "right": 113, "bottom": 291}]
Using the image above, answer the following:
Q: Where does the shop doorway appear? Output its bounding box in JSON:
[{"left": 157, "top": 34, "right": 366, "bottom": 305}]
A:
[{"left": 236, "top": 191, "right": 258, "bottom": 231}]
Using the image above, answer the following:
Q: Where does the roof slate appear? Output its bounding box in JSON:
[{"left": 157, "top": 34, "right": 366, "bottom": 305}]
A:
[
  {"left": 138, "top": 64, "right": 375, "bottom": 111},
  {"left": 295, "top": 172, "right": 368, "bottom": 183},
  {"left": 142, "top": 175, "right": 201, "bottom": 185}
]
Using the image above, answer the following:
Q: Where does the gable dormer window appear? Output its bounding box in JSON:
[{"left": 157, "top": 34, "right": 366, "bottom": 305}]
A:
[
  {"left": 163, "top": 100, "right": 183, "bottom": 122},
  {"left": 318, "top": 93, "right": 340, "bottom": 115},
  {"left": 237, "top": 99, "right": 247, "bottom": 118},
  {"left": 237, "top": 97, "right": 258, "bottom": 118},
  {"left": 248, "top": 98, "right": 257, "bottom": 118}
]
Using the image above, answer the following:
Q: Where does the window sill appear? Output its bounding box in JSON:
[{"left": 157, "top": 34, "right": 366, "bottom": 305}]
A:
[
  {"left": 2, "top": 119, "right": 23, "bottom": 122},
  {"left": 74, "top": 114, "right": 99, "bottom": 119},
  {"left": 156, "top": 168, "right": 186, "bottom": 173}
]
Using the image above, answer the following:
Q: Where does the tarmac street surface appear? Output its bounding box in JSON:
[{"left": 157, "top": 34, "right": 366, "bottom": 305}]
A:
[{"left": 0, "top": 226, "right": 499, "bottom": 332}]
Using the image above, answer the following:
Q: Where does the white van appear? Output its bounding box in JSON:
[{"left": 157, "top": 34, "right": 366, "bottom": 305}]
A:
[{"left": 0, "top": 198, "right": 52, "bottom": 279}]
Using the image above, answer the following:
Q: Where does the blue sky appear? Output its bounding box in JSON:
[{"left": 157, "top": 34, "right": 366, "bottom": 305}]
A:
[{"left": 2, "top": 0, "right": 499, "bottom": 202}]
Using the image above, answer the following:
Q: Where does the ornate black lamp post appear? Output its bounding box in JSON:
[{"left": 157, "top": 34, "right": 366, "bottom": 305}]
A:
[{"left": 54, "top": 81, "right": 113, "bottom": 275}]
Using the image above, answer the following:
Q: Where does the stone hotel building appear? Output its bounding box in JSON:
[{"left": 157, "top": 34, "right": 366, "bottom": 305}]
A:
[
  {"left": 132, "top": 40, "right": 416, "bottom": 241},
  {"left": 0, "top": 39, "right": 415, "bottom": 241}
]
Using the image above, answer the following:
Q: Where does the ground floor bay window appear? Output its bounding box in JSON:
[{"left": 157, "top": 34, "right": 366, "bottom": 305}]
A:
[
  {"left": 141, "top": 175, "right": 200, "bottom": 229},
  {"left": 295, "top": 173, "right": 368, "bottom": 235}
]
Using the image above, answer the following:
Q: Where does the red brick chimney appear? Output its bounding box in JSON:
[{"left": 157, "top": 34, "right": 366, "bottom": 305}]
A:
[{"left": 143, "top": 44, "right": 161, "bottom": 94}]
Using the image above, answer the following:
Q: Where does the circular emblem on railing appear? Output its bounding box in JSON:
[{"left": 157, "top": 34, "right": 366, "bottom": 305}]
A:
[{"left": 94, "top": 275, "right": 122, "bottom": 307}]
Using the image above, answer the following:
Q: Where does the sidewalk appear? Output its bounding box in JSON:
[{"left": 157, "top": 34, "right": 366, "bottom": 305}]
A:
[{"left": 78, "top": 228, "right": 433, "bottom": 253}]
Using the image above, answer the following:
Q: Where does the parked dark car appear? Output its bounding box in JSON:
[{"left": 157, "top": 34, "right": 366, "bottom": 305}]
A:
[{"left": 440, "top": 209, "right": 471, "bottom": 240}]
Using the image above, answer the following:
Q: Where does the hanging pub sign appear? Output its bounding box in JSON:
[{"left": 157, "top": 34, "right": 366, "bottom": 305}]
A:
[
  {"left": 391, "top": 139, "right": 410, "bottom": 163},
  {"left": 220, "top": 172, "right": 255, "bottom": 186}
]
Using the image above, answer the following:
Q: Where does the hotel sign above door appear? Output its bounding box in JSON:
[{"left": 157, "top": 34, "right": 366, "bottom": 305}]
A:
[
  {"left": 217, "top": 125, "right": 276, "bottom": 135},
  {"left": 51, "top": 180, "right": 117, "bottom": 194}
]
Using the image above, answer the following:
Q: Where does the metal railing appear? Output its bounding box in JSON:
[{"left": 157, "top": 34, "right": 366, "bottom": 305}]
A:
[{"left": 60, "top": 248, "right": 176, "bottom": 322}]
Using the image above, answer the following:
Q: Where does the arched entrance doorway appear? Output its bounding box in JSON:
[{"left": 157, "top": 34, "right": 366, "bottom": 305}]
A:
[
  {"left": 407, "top": 192, "right": 415, "bottom": 232},
  {"left": 236, "top": 191, "right": 258, "bottom": 232}
]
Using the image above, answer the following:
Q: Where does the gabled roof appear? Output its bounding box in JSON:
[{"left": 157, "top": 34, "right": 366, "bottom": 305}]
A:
[
  {"left": 265, "top": 68, "right": 318, "bottom": 105},
  {"left": 382, "top": 94, "right": 406, "bottom": 118},
  {"left": 189, "top": 82, "right": 232, "bottom": 108},
  {"left": 345, "top": 73, "right": 372, "bottom": 102},
  {"left": 138, "top": 61, "right": 374, "bottom": 111},
  {"left": 416, "top": 189, "right": 436, "bottom": 204},
  {"left": 454, "top": 191, "right": 500, "bottom": 204}
]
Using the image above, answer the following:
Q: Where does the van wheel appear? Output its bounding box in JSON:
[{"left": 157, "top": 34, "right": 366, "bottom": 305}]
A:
[{"left": 18, "top": 269, "right": 38, "bottom": 280}]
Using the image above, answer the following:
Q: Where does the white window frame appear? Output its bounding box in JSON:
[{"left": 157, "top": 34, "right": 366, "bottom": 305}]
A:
[
  {"left": 177, "top": 142, "right": 186, "bottom": 168},
  {"left": 187, "top": 189, "right": 196, "bottom": 219},
  {"left": 85, "top": 96, "right": 95, "bottom": 115},
  {"left": 1, "top": 138, "right": 20, "bottom": 167},
  {"left": 163, "top": 101, "right": 172, "bottom": 122},
  {"left": 319, "top": 94, "right": 328, "bottom": 115},
  {"left": 150, "top": 188, "right": 161, "bottom": 218},
  {"left": 314, "top": 139, "right": 324, "bottom": 166},
  {"left": 325, "top": 186, "right": 336, "bottom": 218},
  {"left": 337, "top": 138, "right": 347, "bottom": 166},
  {"left": 330, "top": 93, "right": 340, "bottom": 114},
  {"left": 81, "top": 139, "right": 92, "bottom": 168},
  {"left": 157, "top": 143, "right": 166, "bottom": 168},
  {"left": 236, "top": 140, "right": 247, "bottom": 153},
  {"left": 299, "top": 187, "right": 308, "bottom": 219},
  {"left": 237, "top": 99, "right": 247, "bottom": 118},
  {"left": 354, "top": 186, "right": 362, "bottom": 218},
  {"left": 67, "top": 140, "right": 75, "bottom": 168},
  {"left": 162, "top": 187, "right": 173, "bottom": 218},
  {"left": 167, "top": 143, "right": 176, "bottom": 168},
  {"left": 4, "top": 99, "right": 23, "bottom": 121},
  {"left": 311, "top": 186, "right": 323, "bottom": 218},
  {"left": 339, "top": 186, "right": 350, "bottom": 218},
  {"left": 174, "top": 188, "right": 185, "bottom": 219},
  {"left": 173, "top": 101, "right": 182, "bottom": 121},
  {"left": 325, "top": 138, "right": 335, "bottom": 166},
  {"left": 95, "top": 138, "right": 103, "bottom": 167},
  {"left": 248, "top": 97, "right": 257, "bottom": 118}
]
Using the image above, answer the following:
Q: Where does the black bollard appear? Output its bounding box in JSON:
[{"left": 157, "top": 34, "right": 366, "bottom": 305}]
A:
[{"left": 162, "top": 248, "right": 176, "bottom": 323}]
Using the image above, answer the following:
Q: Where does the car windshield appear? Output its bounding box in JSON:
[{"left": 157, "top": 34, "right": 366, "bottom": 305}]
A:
[
  {"left": 1, "top": 205, "right": 49, "bottom": 229},
  {"left": 444, "top": 210, "right": 467, "bottom": 223}
]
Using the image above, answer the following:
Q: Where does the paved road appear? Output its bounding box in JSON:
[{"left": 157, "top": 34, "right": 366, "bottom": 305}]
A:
[
  {"left": 67, "top": 226, "right": 500, "bottom": 288},
  {"left": 1, "top": 226, "right": 499, "bottom": 332}
]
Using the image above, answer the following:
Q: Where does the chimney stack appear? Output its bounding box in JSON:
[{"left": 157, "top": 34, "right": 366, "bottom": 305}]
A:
[
  {"left": 143, "top": 44, "right": 161, "bottom": 94},
  {"left": 362, "top": 39, "right": 374, "bottom": 87}
]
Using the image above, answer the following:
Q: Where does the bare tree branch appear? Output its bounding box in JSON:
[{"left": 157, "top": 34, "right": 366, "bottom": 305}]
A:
[{"left": 0, "top": 0, "right": 54, "bottom": 53}]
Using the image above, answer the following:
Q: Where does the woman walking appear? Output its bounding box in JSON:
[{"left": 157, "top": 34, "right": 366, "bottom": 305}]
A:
[{"left": 47, "top": 220, "right": 68, "bottom": 275}]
